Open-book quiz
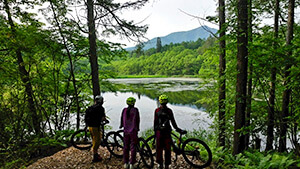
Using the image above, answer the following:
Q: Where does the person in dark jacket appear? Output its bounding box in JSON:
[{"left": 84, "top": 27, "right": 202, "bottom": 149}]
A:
[
  {"left": 154, "top": 94, "right": 186, "bottom": 169},
  {"left": 120, "top": 97, "right": 140, "bottom": 169},
  {"left": 85, "top": 95, "right": 106, "bottom": 162}
]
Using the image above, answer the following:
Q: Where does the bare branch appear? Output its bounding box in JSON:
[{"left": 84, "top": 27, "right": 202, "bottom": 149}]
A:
[
  {"left": 71, "top": 1, "right": 89, "bottom": 33},
  {"left": 178, "top": 8, "right": 218, "bottom": 26},
  {"left": 179, "top": 9, "right": 218, "bottom": 38},
  {"left": 96, "top": 2, "right": 147, "bottom": 43}
]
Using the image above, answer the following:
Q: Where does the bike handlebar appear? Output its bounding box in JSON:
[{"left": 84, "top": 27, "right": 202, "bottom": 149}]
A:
[
  {"left": 176, "top": 129, "right": 187, "bottom": 135},
  {"left": 101, "top": 119, "right": 110, "bottom": 125}
]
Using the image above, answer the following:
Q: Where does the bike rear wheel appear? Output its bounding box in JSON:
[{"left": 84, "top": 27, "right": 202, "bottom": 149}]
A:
[
  {"left": 70, "top": 128, "right": 92, "bottom": 150},
  {"left": 182, "top": 138, "right": 212, "bottom": 168},
  {"left": 106, "top": 131, "right": 123, "bottom": 158},
  {"left": 145, "top": 135, "right": 156, "bottom": 157}
]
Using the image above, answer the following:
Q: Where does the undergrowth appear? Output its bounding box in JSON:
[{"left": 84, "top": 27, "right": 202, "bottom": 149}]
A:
[
  {"left": 1, "top": 130, "right": 73, "bottom": 169},
  {"left": 141, "top": 128, "right": 300, "bottom": 168}
]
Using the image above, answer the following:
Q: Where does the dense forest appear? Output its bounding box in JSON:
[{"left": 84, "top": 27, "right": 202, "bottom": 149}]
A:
[
  {"left": 1, "top": 0, "right": 300, "bottom": 168},
  {"left": 102, "top": 37, "right": 216, "bottom": 76}
]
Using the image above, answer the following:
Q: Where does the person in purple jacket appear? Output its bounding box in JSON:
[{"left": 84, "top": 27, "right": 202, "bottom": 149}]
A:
[{"left": 120, "top": 97, "right": 140, "bottom": 169}]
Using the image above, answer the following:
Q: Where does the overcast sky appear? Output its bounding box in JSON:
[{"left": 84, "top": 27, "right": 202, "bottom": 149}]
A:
[{"left": 114, "top": 0, "right": 218, "bottom": 46}]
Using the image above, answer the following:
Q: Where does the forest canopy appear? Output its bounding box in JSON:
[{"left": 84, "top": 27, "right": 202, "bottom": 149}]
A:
[{"left": 101, "top": 37, "right": 216, "bottom": 76}]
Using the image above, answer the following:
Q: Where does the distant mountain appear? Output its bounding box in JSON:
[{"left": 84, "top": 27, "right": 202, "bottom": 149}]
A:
[{"left": 126, "top": 26, "right": 218, "bottom": 51}]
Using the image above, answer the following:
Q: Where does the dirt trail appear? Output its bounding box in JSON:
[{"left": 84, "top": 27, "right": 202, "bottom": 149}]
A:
[
  {"left": 27, "top": 146, "right": 123, "bottom": 169},
  {"left": 26, "top": 146, "right": 209, "bottom": 169}
]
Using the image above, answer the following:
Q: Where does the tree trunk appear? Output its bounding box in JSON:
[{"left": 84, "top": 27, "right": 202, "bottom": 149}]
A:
[
  {"left": 245, "top": 0, "right": 253, "bottom": 150},
  {"left": 266, "top": 0, "right": 279, "bottom": 151},
  {"left": 218, "top": 0, "right": 226, "bottom": 148},
  {"left": 50, "top": 1, "right": 82, "bottom": 130},
  {"left": 279, "top": 0, "right": 294, "bottom": 152},
  {"left": 4, "top": 0, "right": 41, "bottom": 135},
  {"left": 233, "top": 0, "right": 248, "bottom": 155},
  {"left": 156, "top": 37, "right": 162, "bottom": 53},
  {"left": 87, "top": 0, "right": 101, "bottom": 98}
]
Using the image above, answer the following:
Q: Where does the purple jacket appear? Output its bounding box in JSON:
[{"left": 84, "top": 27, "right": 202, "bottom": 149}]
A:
[{"left": 120, "top": 107, "right": 140, "bottom": 133}]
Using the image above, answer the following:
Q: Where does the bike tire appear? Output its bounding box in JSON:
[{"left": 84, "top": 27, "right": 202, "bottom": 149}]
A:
[
  {"left": 115, "top": 130, "right": 124, "bottom": 148},
  {"left": 138, "top": 138, "right": 154, "bottom": 169},
  {"left": 106, "top": 131, "right": 123, "bottom": 158},
  {"left": 145, "top": 135, "right": 156, "bottom": 157},
  {"left": 70, "top": 128, "right": 92, "bottom": 150},
  {"left": 182, "top": 138, "right": 212, "bottom": 168}
]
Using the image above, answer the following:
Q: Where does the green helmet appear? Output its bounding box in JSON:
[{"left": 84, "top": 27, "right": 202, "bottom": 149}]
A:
[
  {"left": 126, "top": 97, "right": 136, "bottom": 106},
  {"left": 159, "top": 94, "right": 168, "bottom": 104}
]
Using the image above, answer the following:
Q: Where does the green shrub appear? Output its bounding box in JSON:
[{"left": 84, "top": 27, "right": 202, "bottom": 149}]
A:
[{"left": 213, "top": 149, "right": 300, "bottom": 169}]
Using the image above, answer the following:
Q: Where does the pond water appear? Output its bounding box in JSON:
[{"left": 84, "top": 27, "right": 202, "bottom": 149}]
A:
[
  {"left": 69, "top": 78, "right": 213, "bottom": 134},
  {"left": 102, "top": 91, "right": 211, "bottom": 132},
  {"left": 101, "top": 78, "right": 213, "bottom": 133}
]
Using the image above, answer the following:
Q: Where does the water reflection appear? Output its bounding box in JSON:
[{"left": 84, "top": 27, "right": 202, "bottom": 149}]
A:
[
  {"left": 103, "top": 78, "right": 209, "bottom": 110},
  {"left": 102, "top": 91, "right": 212, "bottom": 133}
]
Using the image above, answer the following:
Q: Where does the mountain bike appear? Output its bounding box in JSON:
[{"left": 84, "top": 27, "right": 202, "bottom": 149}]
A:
[
  {"left": 70, "top": 120, "right": 123, "bottom": 158},
  {"left": 145, "top": 130, "right": 212, "bottom": 168},
  {"left": 113, "top": 130, "right": 154, "bottom": 169}
]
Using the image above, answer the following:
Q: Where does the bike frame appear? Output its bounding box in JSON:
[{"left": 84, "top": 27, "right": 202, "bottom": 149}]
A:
[
  {"left": 99, "top": 121, "right": 110, "bottom": 147},
  {"left": 170, "top": 132, "right": 184, "bottom": 155},
  {"left": 147, "top": 130, "right": 212, "bottom": 168},
  {"left": 149, "top": 131, "right": 186, "bottom": 162}
]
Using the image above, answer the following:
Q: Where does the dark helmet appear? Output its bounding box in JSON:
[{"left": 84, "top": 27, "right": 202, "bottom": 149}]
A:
[{"left": 95, "top": 95, "right": 104, "bottom": 103}]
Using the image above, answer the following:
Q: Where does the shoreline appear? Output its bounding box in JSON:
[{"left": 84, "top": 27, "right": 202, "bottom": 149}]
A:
[
  {"left": 116, "top": 75, "right": 199, "bottom": 78},
  {"left": 107, "top": 76, "right": 203, "bottom": 84}
]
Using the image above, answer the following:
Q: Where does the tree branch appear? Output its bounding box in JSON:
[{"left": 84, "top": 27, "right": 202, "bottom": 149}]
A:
[{"left": 178, "top": 9, "right": 218, "bottom": 38}]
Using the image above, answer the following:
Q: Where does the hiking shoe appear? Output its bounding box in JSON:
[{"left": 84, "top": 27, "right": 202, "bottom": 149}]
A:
[
  {"left": 124, "top": 163, "right": 129, "bottom": 169},
  {"left": 92, "top": 153, "right": 102, "bottom": 162},
  {"left": 129, "top": 164, "right": 136, "bottom": 169}
]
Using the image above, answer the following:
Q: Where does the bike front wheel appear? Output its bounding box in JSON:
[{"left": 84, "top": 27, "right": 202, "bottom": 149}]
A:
[
  {"left": 138, "top": 138, "right": 154, "bottom": 169},
  {"left": 182, "top": 138, "right": 212, "bottom": 168},
  {"left": 70, "top": 128, "right": 92, "bottom": 150}
]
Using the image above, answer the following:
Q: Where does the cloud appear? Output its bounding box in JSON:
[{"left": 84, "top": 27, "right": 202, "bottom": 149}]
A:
[{"left": 111, "top": 0, "right": 218, "bottom": 46}]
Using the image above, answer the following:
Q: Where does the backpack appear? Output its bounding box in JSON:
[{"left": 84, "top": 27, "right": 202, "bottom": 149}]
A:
[
  {"left": 156, "top": 109, "right": 171, "bottom": 131},
  {"left": 84, "top": 105, "right": 97, "bottom": 125}
]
